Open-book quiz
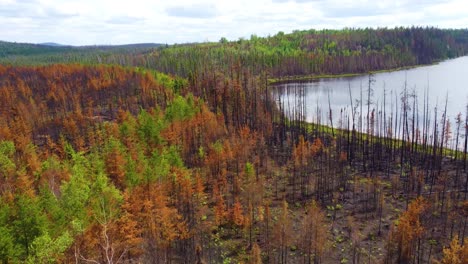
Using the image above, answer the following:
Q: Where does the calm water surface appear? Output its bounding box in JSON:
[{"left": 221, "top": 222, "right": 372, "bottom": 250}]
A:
[{"left": 272, "top": 56, "right": 468, "bottom": 131}]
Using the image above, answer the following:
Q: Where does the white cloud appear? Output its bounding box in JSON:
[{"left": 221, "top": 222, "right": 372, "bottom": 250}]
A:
[
  {"left": 0, "top": 0, "right": 466, "bottom": 45},
  {"left": 166, "top": 3, "right": 217, "bottom": 18}
]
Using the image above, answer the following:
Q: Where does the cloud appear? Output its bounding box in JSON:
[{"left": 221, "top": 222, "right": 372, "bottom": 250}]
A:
[
  {"left": 0, "top": 0, "right": 467, "bottom": 45},
  {"left": 106, "top": 16, "right": 145, "bottom": 25},
  {"left": 41, "top": 7, "right": 77, "bottom": 19},
  {"left": 166, "top": 4, "right": 217, "bottom": 19},
  {"left": 323, "top": 6, "right": 387, "bottom": 18},
  {"left": 0, "top": 1, "right": 76, "bottom": 20},
  {"left": 0, "top": 5, "right": 22, "bottom": 18},
  {"left": 272, "top": 0, "right": 322, "bottom": 2}
]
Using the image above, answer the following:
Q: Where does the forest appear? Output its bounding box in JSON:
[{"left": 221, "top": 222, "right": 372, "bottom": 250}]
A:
[{"left": 0, "top": 27, "right": 468, "bottom": 263}]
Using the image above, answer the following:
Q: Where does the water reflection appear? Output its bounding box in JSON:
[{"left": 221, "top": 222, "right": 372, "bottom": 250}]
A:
[{"left": 271, "top": 56, "right": 468, "bottom": 148}]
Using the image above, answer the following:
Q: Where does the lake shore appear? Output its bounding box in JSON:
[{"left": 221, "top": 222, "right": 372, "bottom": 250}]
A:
[{"left": 267, "top": 60, "right": 444, "bottom": 85}]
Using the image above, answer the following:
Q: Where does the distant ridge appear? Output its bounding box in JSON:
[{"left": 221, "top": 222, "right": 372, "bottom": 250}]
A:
[
  {"left": 39, "top": 42, "right": 67, "bottom": 47},
  {"left": 38, "top": 42, "right": 162, "bottom": 49},
  {"left": 80, "top": 43, "right": 163, "bottom": 49},
  {"left": 1, "top": 40, "right": 163, "bottom": 48},
  {"left": 0, "top": 40, "right": 164, "bottom": 58}
]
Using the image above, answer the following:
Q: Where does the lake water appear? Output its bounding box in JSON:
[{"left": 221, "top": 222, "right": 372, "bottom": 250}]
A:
[{"left": 272, "top": 56, "right": 468, "bottom": 142}]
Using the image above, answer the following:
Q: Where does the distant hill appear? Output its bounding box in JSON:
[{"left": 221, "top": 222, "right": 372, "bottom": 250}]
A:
[
  {"left": 0, "top": 40, "right": 163, "bottom": 59},
  {"left": 76, "top": 43, "right": 164, "bottom": 51},
  {"left": 39, "top": 42, "right": 68, "bottom": 47},
  {"left": 105, "top": 43, "right": 163, "bottom": 49},
  {"left": 5, "top": 40, "right": 163, "bottom": 49},
  {"left": 0, "top": 41, "right": 72, "bottom": 58}
]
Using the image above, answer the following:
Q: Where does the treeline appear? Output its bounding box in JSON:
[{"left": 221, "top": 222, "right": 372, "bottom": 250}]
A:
[
  {"left": 150, "top": 27, "right": 468, "bottom": 78},
  {"left": 3, "top": 27, "right": 468, "bottom": 79},
  {"left": 0, "top": 41, "right": 73, "bottom": 58},
  {"left": 0, "top": 41, "right": 161, "bottom": 65}
]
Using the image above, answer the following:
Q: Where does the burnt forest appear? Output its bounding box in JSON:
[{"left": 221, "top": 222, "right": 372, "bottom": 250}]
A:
[{"left": 1, "top": 27, "right": 468, "bottom": 263}]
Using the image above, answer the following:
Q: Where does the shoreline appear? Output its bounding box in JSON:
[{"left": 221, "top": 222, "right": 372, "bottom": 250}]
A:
[
  {"left": 267, "top": 61, "right": 444, "bottom": 85},
  {"left": 300, "top": 121, "right": 464, "bottom": 158}
]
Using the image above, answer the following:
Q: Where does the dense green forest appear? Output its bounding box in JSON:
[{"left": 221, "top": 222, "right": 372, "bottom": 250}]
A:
[
  {"left": 0, "top": 41, "right": 161, "bottom": 66},
  {"left": 0, "top": 27, "right": 468, "bottom": 263},
  {"left": 2, "top": 27, "right": 468, "bottom": 78}
]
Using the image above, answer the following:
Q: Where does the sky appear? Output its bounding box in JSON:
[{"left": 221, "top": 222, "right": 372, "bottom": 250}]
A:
[{"left": 0, "top": 0, "right": 467, "bottom": 45}]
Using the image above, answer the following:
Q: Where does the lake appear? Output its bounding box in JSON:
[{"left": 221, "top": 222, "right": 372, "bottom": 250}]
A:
[{"left": 271, "top": 56, "right": 468, "bottom": 146}]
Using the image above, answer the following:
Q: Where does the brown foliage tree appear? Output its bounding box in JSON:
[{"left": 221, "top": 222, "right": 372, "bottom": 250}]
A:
[
  {"left": 388, "top": 196, "right": 428, "bottom": 263},
  {"left": 300, "top": 200, "right": 329, "bottom": 264}
]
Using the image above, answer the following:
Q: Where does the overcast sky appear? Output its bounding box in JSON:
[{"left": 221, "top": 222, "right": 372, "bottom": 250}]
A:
[{"left": 1, "top": 0, "right": 467, "bottom": 45}]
